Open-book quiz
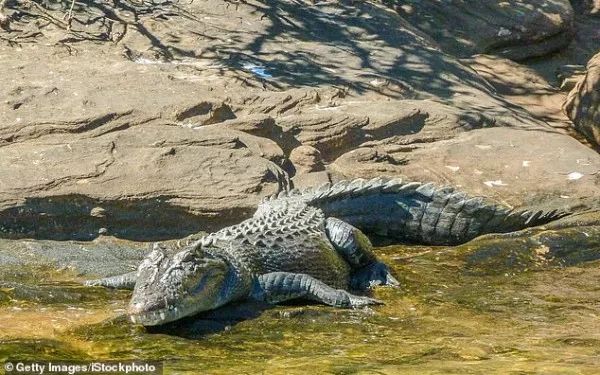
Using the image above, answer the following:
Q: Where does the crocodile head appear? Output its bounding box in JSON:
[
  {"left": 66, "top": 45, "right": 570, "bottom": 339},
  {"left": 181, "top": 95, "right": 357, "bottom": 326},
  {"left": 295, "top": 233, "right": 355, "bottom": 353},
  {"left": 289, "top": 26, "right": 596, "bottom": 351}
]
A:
[{"left": 128, "top": 245, "right": 230, "bottom": 326}]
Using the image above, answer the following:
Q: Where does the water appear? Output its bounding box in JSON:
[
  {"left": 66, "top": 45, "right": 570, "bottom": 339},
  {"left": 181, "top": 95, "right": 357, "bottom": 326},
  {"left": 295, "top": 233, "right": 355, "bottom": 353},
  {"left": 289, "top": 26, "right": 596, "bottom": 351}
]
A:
[{"left": 1, "top": 226, "right": 599, "bottom": 374}]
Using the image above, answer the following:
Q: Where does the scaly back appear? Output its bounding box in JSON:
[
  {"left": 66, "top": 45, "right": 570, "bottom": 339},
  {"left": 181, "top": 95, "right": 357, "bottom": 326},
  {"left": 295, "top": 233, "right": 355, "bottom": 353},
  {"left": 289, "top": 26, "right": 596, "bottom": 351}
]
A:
[{"left": 259, "top": 177, "right": 568, "bottom": 245}]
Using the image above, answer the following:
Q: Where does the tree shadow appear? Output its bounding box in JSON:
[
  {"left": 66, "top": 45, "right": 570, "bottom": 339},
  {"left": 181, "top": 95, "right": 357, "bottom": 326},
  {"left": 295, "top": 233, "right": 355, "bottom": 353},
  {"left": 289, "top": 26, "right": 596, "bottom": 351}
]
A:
[{"left": 1, "top": 0, "right": 569, "bottom": 133}]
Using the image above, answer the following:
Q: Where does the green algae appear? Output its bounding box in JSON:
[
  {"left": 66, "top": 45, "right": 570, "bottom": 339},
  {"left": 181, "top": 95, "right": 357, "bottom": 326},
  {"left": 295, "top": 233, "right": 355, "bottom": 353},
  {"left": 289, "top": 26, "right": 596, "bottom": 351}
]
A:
[
  {"left": 1, "top": 225, "right": 600, "bottom": 374},
  {"left": 0, "top": 339, "right": 92, "bottom": 361}
]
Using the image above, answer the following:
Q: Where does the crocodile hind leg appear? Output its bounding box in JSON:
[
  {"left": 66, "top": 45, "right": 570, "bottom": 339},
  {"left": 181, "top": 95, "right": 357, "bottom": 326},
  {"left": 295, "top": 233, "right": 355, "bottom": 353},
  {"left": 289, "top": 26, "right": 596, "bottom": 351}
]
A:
[
  {"left": 325, "top": 217, "right": 399, "bottom": 290},
  {"left": 84, "top": 271, "right": 137, "bottom": 289},
  {"left": 250, "top": 272, "right": 382, "bottom": 308}
]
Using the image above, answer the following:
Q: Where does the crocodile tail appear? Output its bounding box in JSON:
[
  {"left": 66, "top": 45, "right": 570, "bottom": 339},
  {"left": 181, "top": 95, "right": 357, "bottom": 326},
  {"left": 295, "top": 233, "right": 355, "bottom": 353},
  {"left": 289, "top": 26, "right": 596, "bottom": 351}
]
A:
[
  {"left": 492, "top": 206, "right": 570, "bottom": 233},
  {"left": 304, "top": 177, "right": 569, "bottom": 245}
]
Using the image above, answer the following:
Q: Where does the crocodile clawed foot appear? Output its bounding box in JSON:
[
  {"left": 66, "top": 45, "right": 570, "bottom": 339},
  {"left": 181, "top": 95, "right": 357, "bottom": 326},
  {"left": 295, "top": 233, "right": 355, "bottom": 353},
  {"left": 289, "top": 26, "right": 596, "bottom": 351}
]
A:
[
  {"left": 350, "top": 261, "right": 400, "bottom": 291},
  {"left": 84, "top": 279, "right": 103, "bottom": 287},
  {"left": 348, "top": 294, "right": 384, "bottom": 308}
]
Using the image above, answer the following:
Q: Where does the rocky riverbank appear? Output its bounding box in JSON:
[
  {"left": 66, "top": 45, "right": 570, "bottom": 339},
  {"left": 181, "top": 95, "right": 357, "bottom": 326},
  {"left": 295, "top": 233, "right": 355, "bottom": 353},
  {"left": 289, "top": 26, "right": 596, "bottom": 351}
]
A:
[{"left": 0, "top": 0, "right": 598, "bottom": 241}]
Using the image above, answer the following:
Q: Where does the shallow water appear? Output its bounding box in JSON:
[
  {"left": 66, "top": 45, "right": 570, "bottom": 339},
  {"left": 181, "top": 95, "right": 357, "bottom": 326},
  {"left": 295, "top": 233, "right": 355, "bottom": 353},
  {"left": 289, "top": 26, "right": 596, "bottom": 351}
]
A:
[{"left": 1, "top": 229, "right": 600, "bottom": 374}]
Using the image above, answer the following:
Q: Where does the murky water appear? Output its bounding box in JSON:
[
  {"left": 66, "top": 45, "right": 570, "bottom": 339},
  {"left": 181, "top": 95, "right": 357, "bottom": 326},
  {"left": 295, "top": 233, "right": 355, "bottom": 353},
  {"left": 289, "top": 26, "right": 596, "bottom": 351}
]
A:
[{"left": 1, "top": 226, "right": 600, "bottom": 374}]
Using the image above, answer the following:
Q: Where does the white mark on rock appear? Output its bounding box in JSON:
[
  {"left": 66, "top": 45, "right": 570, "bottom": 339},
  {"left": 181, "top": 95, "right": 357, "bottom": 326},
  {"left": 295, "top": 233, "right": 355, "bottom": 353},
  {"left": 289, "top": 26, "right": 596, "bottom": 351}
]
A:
[
  {"left": 484, "top": 180, "right": 508, "bottom": 187},
  {"left": 498, "top": 27, "right": 512, "bottom": 37},
  {"left": 522, "top": 160, "right": 531, "bottom": 167},
  {"left": 567, "top": 172, "right": 584, "bottom": 180},
  {"left": 474, "top": 169, "right": 483, "bottom": 175},
  {"left": 445, "top": 165, "right": 460, "bottom": 172},
  {"left": 315, "top": 105, "right": 341, "bottom": 111},
  {"left": 475, "top": 144, "right": 492, "bottom": 150},
  {"left": 560, "top": 195, "right": 571, "bottom": 199}
]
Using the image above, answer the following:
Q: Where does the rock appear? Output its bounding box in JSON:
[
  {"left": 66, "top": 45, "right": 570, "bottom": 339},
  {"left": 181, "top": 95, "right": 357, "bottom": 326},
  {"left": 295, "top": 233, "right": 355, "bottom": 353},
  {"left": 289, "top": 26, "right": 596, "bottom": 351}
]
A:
[
  {"left": 0, "top": 237, "right": 148, "bottom": 277},
  {"left": 456, "top": 211, "right": 600, "bottom": 273},
  {"left": 564, "top": 52, "right": 600, "bottom": 147},
  {"left": 394, "top": 0, "right": 575, "bottom": 60},
  {"left": 524, "top": 0, "right": 600, "bottom": 85},
  {"left": 277, "top": 113, "right": 368, "bottom": 161},
  {"left": 463, "top": 55, "right": 574, "bottom": 134},
  {"left": 331, "top": 127, "right": 600, "bottom": 208},
  {"left": 330, "top": 148, "right": 406, "bottom": 178},
  {"left": 460, "top": 223, "right": 600, "bottom": 273},
  {"left": 556, "top": 65, "right": 587, "bottom": 91},
  {"left": 289, "top": 146, "right": 324, "bottom": 174},
  {"left": 292, "top": 171, "right": 332, "bottom": 191},
  {"left": 0, "top": 123, "right": 289, "bottom": 240},
  {"left": 581, "top": 0, "right": 600, "bottom": 15},
  {"left": 0, "top": 13, "right": 9, "bottom": 30},
  {"left": 90, "top": 207, "right": 106, "bottom": 218}
]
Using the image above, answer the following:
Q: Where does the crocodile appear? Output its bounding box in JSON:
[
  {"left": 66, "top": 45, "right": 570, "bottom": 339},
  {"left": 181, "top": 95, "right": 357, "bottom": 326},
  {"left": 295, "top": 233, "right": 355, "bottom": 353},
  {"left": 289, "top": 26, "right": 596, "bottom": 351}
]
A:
[{"left": 86, "top": 177, "right": 567, "bottom": 326}]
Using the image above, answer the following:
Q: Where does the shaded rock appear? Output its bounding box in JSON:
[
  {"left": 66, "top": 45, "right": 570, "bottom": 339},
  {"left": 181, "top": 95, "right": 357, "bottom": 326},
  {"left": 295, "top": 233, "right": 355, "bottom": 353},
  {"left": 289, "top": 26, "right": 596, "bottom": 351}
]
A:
[
  {"left": 564, "top": 52, "right": 600, "bottom": 147},
  {"left": 556, "top": 64, "right": 587, "bottom": 91},
  {"left": 463, "top": 55, "right": 578, "bottom": 136},
  {"left": 393, "top": 0, "right": 574, "bottom": 60},
  {"left": 579, "top": 0, "right": 600, "bottom": 15},
  {"left": 460, "top": 222, "right": 600, "bottom": 274},
  {"left": 0, "top": 237, "right": 147, "bottom": 277},
  {"left": 523, "top": 0, "right": 600, "bottom": 85},
  {"left": 462, "top": 225, "right": 600, "bottom": 273}
]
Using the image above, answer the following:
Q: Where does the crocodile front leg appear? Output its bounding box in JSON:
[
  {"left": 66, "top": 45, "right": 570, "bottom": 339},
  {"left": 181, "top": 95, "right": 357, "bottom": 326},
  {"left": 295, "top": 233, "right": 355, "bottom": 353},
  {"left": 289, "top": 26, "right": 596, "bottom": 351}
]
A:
[
  {"left": 325, "top": 217, "right": 399, "bottom": 290},
  {"left": 84, "top": 271, "right": 137, "bottom": 289},
  {"left": 250, "top": 272, "right": 382, "bottom": 308},
  {"left": 83, "top": 234, "right": 206, "bottom": 290}
]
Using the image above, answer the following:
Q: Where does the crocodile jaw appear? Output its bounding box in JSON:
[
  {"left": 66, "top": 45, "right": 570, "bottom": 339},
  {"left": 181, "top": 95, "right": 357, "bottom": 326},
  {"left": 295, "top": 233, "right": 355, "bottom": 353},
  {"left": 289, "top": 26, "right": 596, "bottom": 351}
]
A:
[
  {"left": 129, "top": 303, "right": 196, "bottom": 326},
  {"left": 127, "top": 246, "right": 231, "bottom": 326}
]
